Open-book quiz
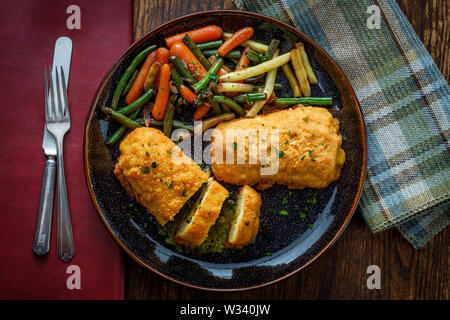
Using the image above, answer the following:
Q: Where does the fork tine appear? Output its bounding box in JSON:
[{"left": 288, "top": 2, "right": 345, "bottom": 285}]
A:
[
  {"left": 59, "top": 66, "right": 70, "bottom": 119},
  {"left": 44, "top": 67, "right": 49, "bottom": 121},
  {"left": 49, "top": 65, "right": 56, "bottom": 120},
  {"left": 55, "top": 66, "right": 64, "bottom": 118}
]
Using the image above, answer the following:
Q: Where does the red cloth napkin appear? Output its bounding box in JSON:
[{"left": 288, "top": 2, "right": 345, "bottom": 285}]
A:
[{"left": 0, "top": 0, "right": 132, "bottom": 299}]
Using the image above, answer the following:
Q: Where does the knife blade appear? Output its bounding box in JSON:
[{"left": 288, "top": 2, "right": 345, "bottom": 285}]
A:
[{"left": 33, "top": 36, "right": 72, "bottom": 256}]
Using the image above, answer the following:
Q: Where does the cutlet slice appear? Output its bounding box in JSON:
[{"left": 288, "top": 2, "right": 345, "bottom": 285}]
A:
[
  {"left": 226, "top": 185, "right": 261, "bottom": 249},
  {"left": 174, "top": 178, "right": 229, "bottom": 248},
  {"left": 115, "top": 127, "right": 209, "bottom": 226}
]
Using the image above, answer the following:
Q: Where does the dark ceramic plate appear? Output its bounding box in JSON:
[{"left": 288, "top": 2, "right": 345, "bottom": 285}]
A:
[{"left": 84, "top": 10, "right": 367, "bottom": 291}]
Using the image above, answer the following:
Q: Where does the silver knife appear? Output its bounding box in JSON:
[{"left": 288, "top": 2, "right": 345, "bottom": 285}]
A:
[{"left": 33, "top": 37, "right": 72, "bottom": 256}]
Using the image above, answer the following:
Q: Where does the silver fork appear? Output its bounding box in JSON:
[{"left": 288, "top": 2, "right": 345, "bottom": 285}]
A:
[{"left": 45, "top": 65, "right": 75, "bottom": 262}]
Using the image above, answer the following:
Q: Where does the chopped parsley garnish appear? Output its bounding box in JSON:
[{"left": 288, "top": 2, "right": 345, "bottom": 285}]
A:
[
  {"left": 311, "top": 158, "right": 316, "bottom": 161},
  {"left": 232, "top": 142, "right": 237, "bottom": 149},
  {"left": 266, "top": 252, "right": 272, "bottom": 256},
  {"left": 308, "top": 149, "right": 315, "bottom": 156},
  {"left": 282, "top": 197, "right": 289, "bottom": 205},
  {"left": 279, "top": 210, "right": 289, "bottom": 216},
  {"left": 299, "top": 212, "right": 306, "bottom": 219},
  {"left": 140, "top": 166, "right": 150, "bottom": 174},
  {"left": 279, "top": 150, "right": 285, "bottom": 158},
  {"left": 151, "top": 162, "right": 157, "bottom": 168},
  {"left": 167, "top": 180, "right": 173, "bottom": 188},
  {"left": 308, "top": 223, "right": 313, "bottom": 229},
  {"left": 342, "top": 134, "right": 347, "bottom": 141},
  {"left": 145, "top": 151, "right": 150, "bottom": 156},
  {"left": 301, "top": 155, "right": 306, "bottom": 161},
  {"left": 181, "top": 189, "right": 187, "bottom": 197},
  {"left": 303, "top": 117, "right": 309, "bottom": 122}
]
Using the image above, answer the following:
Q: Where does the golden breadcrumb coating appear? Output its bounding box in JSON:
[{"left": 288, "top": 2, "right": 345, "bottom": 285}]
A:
[
  {"left": 115, "top": 127, "right": 209, "bottom": 226},
  {"left": 212, "top": 106, "right": 345, "bottom": 190}
]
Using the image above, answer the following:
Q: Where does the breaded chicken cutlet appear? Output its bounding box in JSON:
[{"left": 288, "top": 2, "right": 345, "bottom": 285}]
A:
[
  {"left": 114, "top": 127, "right": 209, "bottom": 226},
  {"left": 211, "top": 106, "right": 346, "bottom": 190},
  {"left": 226, "top": 185, "right": 261, "bottom": 249},
  {"left": 174, "top": 177, "right": 229, "bottom": 247}
]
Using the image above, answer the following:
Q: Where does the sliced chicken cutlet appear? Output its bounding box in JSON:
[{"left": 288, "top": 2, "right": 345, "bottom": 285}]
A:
[
  {"left": 226, "top": 185, "right": 261, "bottom": 249},
  {"left": 114, "top": 127, "right": 209, "bottom": 226},
  {"left": 174, "top": 177, "right": 229, "bottom": 248},
  {"left": 211, "top": 106, "right": 346, "bottom": 190}
]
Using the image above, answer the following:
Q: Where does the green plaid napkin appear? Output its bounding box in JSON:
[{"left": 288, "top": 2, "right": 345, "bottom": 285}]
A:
[{"left": 233, "top": 0, "right": 450, "bottom": 248}]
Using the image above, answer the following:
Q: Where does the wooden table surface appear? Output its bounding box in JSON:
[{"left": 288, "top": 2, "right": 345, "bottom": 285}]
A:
[{"left": 126, "top": 0, "right": 449, "bottom": 300}]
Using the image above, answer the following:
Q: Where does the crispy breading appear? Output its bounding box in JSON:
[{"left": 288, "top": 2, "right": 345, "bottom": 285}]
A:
[
  {"left": 174, "top": 178, "right": 229, "bottom": 247},
  {"left": 115, "top": 127, "right": 209, "bottom": 226},
  {"left": 211, "top": 106, "right": 345, "bottom": 190},
  {"left": 226, "top": 185, "right": 261, "bottom": 249}
]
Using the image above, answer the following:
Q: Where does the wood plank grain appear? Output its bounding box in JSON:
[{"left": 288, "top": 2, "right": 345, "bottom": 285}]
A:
[{"left": 126, "top": 0, "right": 449, "bottom": 300}]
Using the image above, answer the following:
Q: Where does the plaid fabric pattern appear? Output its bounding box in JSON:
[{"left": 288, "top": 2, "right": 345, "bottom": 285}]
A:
[{"left": 233, "top": 0, "right": 450, "bottom": 248}]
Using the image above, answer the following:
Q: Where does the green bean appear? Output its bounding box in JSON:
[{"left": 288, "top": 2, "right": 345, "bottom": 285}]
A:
[
  {"left": 192, "top": 58, "right": 223, "bottom": 93},
  {"left": 245, "top": 49, "right": 267, "bottom": 64},
  {"left": 121, "top": 70, "right": 138, "bottom": 97},
  {"left": 197, "top": 40, "right": 223, "bottom": 51},
  {"left": 202, "top": 113, "right": 235, "bottom": 131},
  {"left": 163, "top": 95, "right": 176, "bottom": 137},
  {"left": 255, "top": 83, "right": 283, "bottom": 91},
  {"left": 182, "top": 34, "right": 211, "bottom": 70},
  {"left": 234, "top": 92, "right": 268, "bottom": 104},
  {"left": 170, "top": 55, "right": 197, "bottom": 84},
  {"left": 103, "top": 107, "right": 142, "bottom": 129},
  {"left": 209, "top": 82, "right": 230, "bottom": 112},
  {"left": 136, "top": 119, "right": 194, "bottom": 132},
  {"left": 207, "top": 95, "right": 222, "bottom": 115},
  {"left": 106, "top": 107, "right": 142, "bottom": 146},
  {"left": 117, "top": 89, "right": 155, "bottom": 115},
  {"left": 111, "top": 45, "right": 156, "bottom": 109},
  {"left": 274, "top": 97, "right": 333, "bottom": 106},
  {"left": 213, "top": 96, "right": 245, "bottom": 116},
  {"left": 243, "top": 74, "right": 265, "bottom": 84},
  {"left": 171, "top": 70, "right": 183, "bottom": 90},
  {"left": 202, "top": 50, "right": 241, "bottom": 60},
  {"left": 265, "top": 39, "right": 280, "bottom": 59}
]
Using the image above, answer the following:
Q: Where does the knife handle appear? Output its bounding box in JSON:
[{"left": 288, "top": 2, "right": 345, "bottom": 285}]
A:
[{"left": 33, "top": 157, "right": 56, "bottom": 256}]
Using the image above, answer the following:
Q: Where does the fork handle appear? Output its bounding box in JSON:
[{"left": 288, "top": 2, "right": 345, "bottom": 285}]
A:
[
  {"left": 56, "top": 140, "right": 75, "bottom": 262},
  {"left": 33, "top": 157, "right": 56, "bottom": 256}
]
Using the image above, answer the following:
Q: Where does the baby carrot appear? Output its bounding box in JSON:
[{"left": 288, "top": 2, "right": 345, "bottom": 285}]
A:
[
  {"left": 225, "top": 46, "right": 251, "bottom": 97},
  {"left": 179, "top": 85, "right": 197, "bottom": 104},
  {"left": 217, "top": 27, "right": 254, "bottom": 57},
  {"left": 152, "top": 63, "right": 171, "bottom": 120},
  {"left": 125, "top": 51, "right": 157, "bottom": 104},
  {"left": 170, "top": 41, "right": 207, "bottom": 81},
  {"left": 193, "top": 102, "right": 212, "bottom": 120},
  {"left": 165, "top": 25, "right": 223, "bottom": 48},
  {"left": 154, "top": 47, "right": 170, "bottom": 88}
]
